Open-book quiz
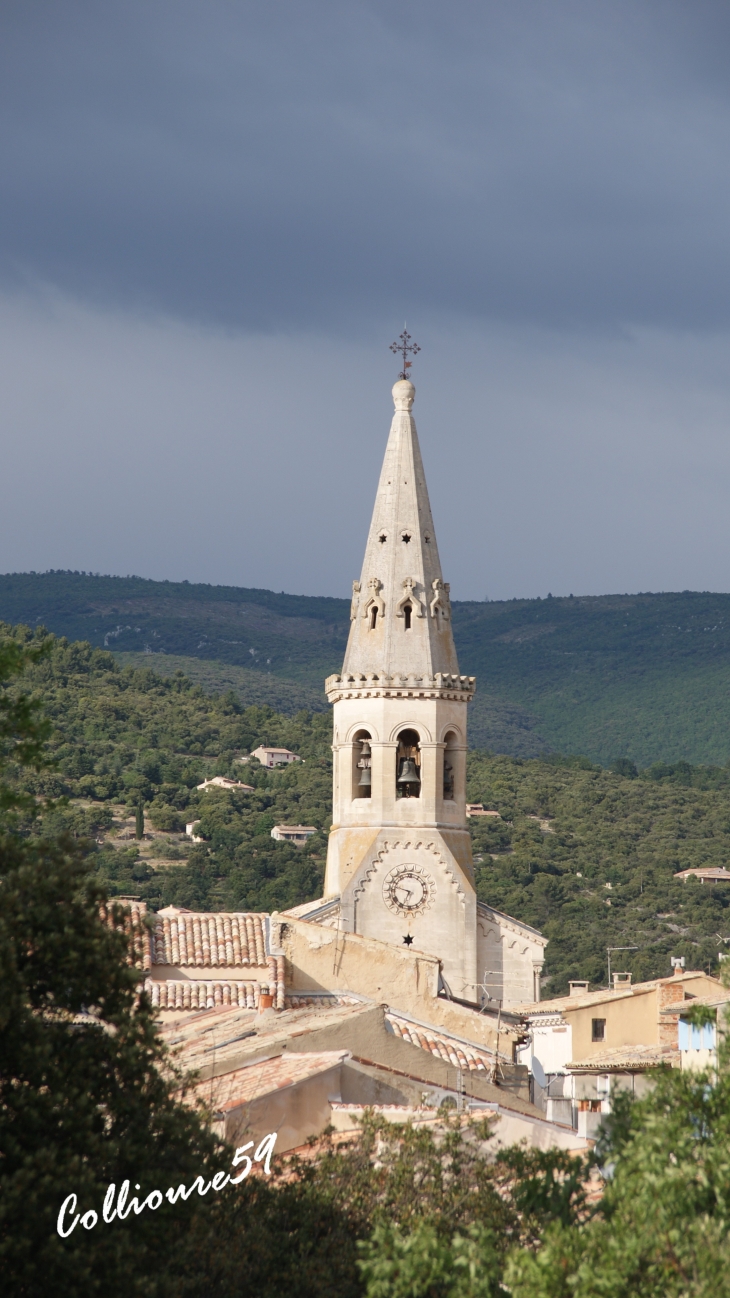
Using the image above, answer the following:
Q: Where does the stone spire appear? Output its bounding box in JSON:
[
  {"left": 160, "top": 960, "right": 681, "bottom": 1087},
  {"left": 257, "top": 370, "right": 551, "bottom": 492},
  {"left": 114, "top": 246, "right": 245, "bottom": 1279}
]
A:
[{"left": 342, "top": 379, "right": 460, "bottom": 679}]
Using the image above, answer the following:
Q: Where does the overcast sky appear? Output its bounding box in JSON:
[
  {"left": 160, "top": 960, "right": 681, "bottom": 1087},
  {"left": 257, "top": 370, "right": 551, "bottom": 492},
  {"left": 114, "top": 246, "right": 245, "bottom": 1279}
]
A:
[{"left": 3, "top": 1, "right": 730, "bottom": 600}]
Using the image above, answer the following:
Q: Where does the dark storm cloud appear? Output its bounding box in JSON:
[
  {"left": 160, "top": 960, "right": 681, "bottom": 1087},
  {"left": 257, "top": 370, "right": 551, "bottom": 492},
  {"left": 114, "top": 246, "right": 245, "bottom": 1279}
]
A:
[{"left": 4, "top": 0, "right": 730, "bottom": 333}]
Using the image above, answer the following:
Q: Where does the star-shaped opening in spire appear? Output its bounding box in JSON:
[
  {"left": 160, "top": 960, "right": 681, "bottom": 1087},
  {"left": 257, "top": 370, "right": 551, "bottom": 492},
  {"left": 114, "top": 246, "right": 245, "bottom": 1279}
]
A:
[
  {"left": 402, "top": 934, "right": 414, "bottom": 946},
  {"left": 402, "top": 533, "right": 411, "bottom": 544},
  {"left": 379, "top": 533, "right": 387, "bottom": 544}
]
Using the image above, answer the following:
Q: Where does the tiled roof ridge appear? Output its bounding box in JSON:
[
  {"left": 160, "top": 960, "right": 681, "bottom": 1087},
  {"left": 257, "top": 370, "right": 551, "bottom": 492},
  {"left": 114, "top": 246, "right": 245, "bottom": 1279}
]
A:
[
  {"left": 567, "top": 1044, "right": 680, "bottom": 1071},
  {"left": 386, "top": 1012, "right": 502, "bottom": 1072},
  {"left": 285, "top": 991, "right": 370, "bottom": 1008},
  {"left": 385, "top": 1008, "right": 499, "bottom": 1056},
  {"left": 515, "top": 970, "right": 722, "bottom": 1015}
]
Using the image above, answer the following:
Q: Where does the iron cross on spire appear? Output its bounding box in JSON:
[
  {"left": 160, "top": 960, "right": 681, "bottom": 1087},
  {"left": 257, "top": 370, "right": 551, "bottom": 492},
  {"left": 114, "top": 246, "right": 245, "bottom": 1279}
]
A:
[{"left": 390, "top": 329, "right": 421, "bottom": 380}]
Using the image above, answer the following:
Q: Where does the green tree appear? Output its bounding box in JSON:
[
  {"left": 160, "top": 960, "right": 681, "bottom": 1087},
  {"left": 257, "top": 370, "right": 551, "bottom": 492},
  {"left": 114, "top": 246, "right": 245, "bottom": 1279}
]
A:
[
  {"left": 358, "top": 1221, "right": 505, "bottom": 1298},
  {"left": 0, "top": 629, "right": 226, "bottom": 1297},
  {"left": 507, "top": 1042, "right": 730, "bottom": 1298},
  {"left": 135, "top": 800, "right": 144, "bottom": 839}
]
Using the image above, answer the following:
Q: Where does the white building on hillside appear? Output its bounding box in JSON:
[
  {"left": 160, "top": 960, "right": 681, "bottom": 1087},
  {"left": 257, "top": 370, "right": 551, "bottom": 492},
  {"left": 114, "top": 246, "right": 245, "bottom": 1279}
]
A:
[{"left": 251, "top": 746, "right": 301, "bottom": 768}]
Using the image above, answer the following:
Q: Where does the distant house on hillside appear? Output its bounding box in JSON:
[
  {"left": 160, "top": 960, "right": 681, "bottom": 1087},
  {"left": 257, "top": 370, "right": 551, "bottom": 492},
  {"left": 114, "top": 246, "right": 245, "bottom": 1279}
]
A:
[
  {"left": 271, "top": 824, "right": 317, "bottom": 847},
  {"left": 196, "top": 776, "right": 255, "bottom": 792},
  {"left": 466, "top": 804, "right": 500, "bottom": 818},
  {"left": 674, "top": 867, "right": 730, "bottom": 884},
  {"left": 185, "top": 820, "right": 203, "bottom": 842},
  {"left": 251, "top": 746, "right": 301, "bottom": 768}
]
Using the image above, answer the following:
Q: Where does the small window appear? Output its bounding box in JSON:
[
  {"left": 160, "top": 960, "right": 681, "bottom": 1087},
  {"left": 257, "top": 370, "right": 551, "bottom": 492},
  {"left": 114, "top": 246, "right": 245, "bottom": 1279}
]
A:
[
  {"left": 370, "top": 606, "right": 378, "bottom": 630},
  {"left": 403, "top": 602, "right": 412, "bottom": 630},
  {"left": 591, "top": 1018, "right": 606, "bottom": 1042}
]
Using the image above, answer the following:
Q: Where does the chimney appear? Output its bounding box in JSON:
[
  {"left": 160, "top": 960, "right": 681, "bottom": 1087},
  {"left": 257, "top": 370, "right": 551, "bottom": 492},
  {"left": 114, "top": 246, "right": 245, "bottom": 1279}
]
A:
[
  {"left": 658, "top": 977, "right": 686, "bottom": 1045},
  {"left": 569, "top": 981, "right": 590, "bottom": 997},
  {"left": 613, "top": 972, "right": 632, "bottom": 990}
]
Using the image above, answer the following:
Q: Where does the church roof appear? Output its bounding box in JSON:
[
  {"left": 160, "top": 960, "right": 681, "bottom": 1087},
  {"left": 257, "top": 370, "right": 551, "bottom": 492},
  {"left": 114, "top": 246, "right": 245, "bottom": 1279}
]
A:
[{"left": 341, "top": 379, "right": 461, "bottom": 680}]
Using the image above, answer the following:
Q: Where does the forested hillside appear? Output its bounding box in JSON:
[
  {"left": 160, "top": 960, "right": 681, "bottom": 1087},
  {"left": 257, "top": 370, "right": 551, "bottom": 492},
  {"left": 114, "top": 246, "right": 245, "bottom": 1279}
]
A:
[
  {"left": 4, "top": 571, "right": 730, "bottom": 765},
  {"left": 6, "top": 623, "right": 730, "bottom": 997}
]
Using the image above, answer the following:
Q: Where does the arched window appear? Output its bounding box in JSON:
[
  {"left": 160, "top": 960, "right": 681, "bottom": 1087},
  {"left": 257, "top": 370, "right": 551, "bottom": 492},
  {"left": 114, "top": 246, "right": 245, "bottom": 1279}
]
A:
[
  {"left": 396, "top": 729, "right": 421, "bottom": 799},
  {"left": 402, "top": 602, "right": 412, "bottom": 630},
  {"left": 370, "top": 606, "right": 378, "bottom": 630},
  {"left": 443, "top": 731, "right": 458, "bottom": 801},
  {"left": 352, "top": 730, "right": 372, "bottom": 799}
]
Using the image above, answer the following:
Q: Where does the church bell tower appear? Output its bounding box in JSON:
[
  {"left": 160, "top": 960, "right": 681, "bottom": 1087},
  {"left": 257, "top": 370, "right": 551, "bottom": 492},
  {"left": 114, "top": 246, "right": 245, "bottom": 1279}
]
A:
[{"left": 324, "top": 365, "right": 478, "bottom": 1000}]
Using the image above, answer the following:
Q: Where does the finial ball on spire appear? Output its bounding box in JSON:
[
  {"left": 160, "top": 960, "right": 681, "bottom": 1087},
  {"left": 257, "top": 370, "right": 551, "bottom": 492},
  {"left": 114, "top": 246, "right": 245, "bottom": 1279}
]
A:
[{"left": 393, "top": 379, "right": 415, "bottom": 411}]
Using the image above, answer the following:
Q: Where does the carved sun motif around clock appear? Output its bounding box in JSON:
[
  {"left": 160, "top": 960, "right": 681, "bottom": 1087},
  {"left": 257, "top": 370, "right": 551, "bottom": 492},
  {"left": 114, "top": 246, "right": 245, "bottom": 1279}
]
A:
[{"left": 382, "top": 865, "right": 435, "bottom": 916}]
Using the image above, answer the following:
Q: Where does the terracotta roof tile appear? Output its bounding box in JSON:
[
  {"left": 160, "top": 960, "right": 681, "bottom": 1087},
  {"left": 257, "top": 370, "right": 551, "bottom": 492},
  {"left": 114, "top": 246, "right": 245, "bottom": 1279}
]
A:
[
  {"left": 385, "top": 1013, "right": 495, "bottom": 1071},
  {"left": 100, "top": 899, "right": 151, "bottom": 970},
  {"left": 151, "top": 909, "right": 269, "bottom": 968},
  {"left": 146, "top": 979, "right": 262, "bottom": 1012}
]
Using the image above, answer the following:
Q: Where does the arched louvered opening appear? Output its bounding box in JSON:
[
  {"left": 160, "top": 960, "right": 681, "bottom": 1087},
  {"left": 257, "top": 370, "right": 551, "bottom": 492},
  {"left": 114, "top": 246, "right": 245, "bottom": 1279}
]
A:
[
  {"left": 352, "top": 729, "right": 372, "bottom": 800},
  {"left": 396, "top": 729, "right": 421, "bottom": 799},
  {"left": 443, "top": 731, "right": 458, "bottom": 801}
]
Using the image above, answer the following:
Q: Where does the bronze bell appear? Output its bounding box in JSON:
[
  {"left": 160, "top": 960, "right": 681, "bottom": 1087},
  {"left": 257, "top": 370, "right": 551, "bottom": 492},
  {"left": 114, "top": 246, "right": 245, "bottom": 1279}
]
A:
[
  {"left": 357, "top": 739, "right": 372, "bottom": 792},
  {"left": 397, "top": 758, "right": 421, "bottom": 787}
]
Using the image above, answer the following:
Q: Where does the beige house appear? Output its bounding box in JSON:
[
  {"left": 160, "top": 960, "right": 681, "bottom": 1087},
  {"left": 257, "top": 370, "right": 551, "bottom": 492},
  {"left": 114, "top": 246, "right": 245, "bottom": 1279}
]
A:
[
  {"left": 674, "top": 867, "right": 730, "bottom": 884},
  {"left": 251, "top": 746, "right": 301, "bottom": 768},
  {"left": 516, "top": 969, "right": 724, "bottom": 1135},
  {"left": 270, "top": 824, "right": 317, "bottom": 846}
]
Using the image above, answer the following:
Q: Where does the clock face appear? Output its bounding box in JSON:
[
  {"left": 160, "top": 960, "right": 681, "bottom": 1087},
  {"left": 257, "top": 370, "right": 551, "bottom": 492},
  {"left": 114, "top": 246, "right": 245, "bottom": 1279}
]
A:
[{"left": 382, "top": 865, "right": 434, "bottom": 916}]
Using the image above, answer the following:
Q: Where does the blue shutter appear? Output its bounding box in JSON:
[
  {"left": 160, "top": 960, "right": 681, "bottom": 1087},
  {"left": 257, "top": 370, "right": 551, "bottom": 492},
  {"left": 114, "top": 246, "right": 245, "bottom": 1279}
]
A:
[{"left": 691, "top": 1024, "right": 702, "bottom": 1050}]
